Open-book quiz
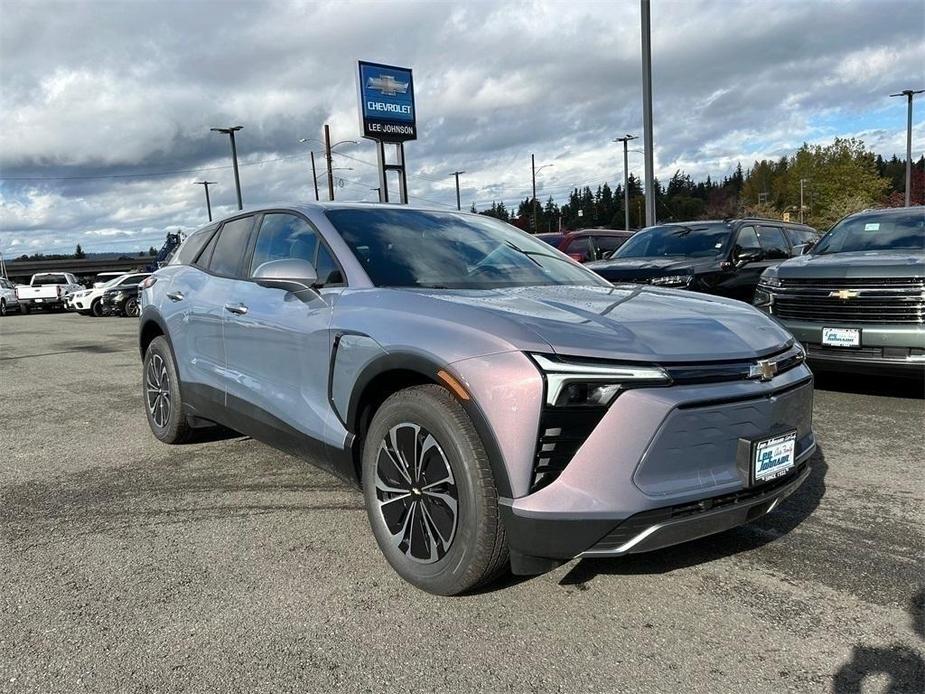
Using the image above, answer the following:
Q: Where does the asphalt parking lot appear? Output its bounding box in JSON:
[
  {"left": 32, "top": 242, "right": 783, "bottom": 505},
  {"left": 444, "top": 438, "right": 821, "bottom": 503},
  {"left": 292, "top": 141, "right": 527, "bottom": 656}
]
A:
[{"left": 1, "top": 312, "right": 923, "bottom": 693}]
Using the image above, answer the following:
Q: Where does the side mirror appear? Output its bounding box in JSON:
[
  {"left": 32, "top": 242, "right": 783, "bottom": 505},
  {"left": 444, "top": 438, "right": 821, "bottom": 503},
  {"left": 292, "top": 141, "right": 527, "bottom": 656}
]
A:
[
  {"left": 734, "top": 249, "right": 762, "bottom": 267},
  {"left": 252, "top": 258, "right": 318, "bottom": 293}
]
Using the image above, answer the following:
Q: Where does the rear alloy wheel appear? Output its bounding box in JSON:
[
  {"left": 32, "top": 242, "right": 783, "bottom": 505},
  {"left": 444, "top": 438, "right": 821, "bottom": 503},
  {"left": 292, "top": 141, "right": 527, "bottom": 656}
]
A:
[
  {"left": 90, "top": 299, "right": 104, "bottom": 317},
  {"left": 0, "top": 299, "right": 6, "bottom": 316},
  {"left": 143, "top": 336, "right": 192, "bottom": 444},
  {"left": 363, "top": 385, "right": 508, "bottom": 595},
  {"left": 124, "top": 297, "right": 140, "bottom": 317}
]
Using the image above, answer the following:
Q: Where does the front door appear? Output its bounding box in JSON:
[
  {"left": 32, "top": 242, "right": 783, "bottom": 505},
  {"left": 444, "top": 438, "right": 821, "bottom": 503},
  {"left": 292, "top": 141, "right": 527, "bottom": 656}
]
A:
[{"left": 221, "top": 212, "right": 338, "bottom": 470}]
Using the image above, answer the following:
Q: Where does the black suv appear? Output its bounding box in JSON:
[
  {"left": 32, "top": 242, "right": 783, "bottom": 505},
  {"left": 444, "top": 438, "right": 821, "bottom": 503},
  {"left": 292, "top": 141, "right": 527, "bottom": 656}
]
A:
[{"left": 586, "top": 219, "right": 820, "bottom": 303}]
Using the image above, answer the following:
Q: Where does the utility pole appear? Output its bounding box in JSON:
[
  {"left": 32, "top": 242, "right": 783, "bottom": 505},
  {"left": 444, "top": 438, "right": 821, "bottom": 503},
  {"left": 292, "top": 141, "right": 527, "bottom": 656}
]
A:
[
  {"left": 298, "top": 138, "right": 321, "bottom": 201},
  {"left": 321, "top": 126, "right": 358, "bottom": 202},
  {"left": 800, "top": 178, "right": 808, "bottom": 224},
  {"left": 450, "top": 171, "right": 465, "bottom": 210},
  {"left": 531, "top": 155, "right": 554, "bottom": 233},
  {"left": 210, "top": 126, "right": 243, "bottom": 210},
  {"left": 194, "top": 181, "right": 217, "bottom": 221},
  {"left": 613, "top": 134, "right": 638, "bottom": 230},
  {"left": 640, "top": 0, "right": 656, "bottom": 227},
  {"left": 890, "top": 89, "right": 924, "bottom": 206}
]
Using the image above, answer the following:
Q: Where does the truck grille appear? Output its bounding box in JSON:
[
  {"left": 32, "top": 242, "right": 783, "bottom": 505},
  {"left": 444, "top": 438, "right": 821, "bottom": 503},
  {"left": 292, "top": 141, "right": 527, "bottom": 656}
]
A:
[{"left": 770, "top": 277, "right": 925, "bottom": 324}]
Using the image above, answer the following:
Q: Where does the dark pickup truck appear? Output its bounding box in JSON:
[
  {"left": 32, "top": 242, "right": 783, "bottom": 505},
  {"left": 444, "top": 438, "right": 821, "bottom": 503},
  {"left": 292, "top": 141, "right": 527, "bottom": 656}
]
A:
[{"left": 754, "top": 206, "right": 924, "bottom": 376}]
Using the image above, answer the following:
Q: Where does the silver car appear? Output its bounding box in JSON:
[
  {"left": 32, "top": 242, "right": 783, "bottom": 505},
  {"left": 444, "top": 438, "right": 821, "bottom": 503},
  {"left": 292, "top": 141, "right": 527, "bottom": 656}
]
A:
[{"left": 139, "top": 203, "right": 816, "bottom": 595}]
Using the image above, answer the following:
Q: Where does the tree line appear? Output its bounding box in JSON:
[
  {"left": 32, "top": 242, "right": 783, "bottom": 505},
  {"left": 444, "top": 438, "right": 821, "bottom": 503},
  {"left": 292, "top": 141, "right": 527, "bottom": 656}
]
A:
[{"left": 474, "top": 138, "right": 925, "bottom": 233}]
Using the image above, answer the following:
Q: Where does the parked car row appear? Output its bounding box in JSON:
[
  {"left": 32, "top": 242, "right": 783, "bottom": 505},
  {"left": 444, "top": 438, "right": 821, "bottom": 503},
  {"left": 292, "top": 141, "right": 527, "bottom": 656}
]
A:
[{"left": 0, "top": 271, "right": 149, "bottom": 318}]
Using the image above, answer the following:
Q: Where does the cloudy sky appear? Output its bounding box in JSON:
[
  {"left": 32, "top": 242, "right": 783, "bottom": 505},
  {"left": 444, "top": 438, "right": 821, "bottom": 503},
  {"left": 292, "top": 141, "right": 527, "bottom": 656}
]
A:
[{"left": 1, "top": 0, "right": 923, "bottom": 255}]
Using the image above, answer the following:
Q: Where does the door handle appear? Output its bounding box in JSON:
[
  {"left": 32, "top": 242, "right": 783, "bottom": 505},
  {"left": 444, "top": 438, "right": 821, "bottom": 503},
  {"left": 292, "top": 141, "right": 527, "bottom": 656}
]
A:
[
  {"left": 166, "top": 291, "right": 184, "bottom": 302},
  {"left": 224, "top": 303, "right": 248, "bottom": 316}
]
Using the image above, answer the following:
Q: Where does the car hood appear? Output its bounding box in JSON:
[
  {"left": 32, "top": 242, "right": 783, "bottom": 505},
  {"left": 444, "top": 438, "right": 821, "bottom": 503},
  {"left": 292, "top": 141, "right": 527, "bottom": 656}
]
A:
[
  {"left": 359, "top": 285, "right": 793, "bottom": 363},
  {"left": 770, "top": 250, "right": 925, "bottom": 279},
  {"left": 585, "top": 256, "right": 719, "bottom": 281}
]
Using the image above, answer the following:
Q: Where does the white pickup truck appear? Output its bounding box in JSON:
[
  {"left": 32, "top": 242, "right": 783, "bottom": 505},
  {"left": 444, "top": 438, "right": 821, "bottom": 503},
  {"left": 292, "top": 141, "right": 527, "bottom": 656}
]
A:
[{"left": 15, "top": 272, "right": 83, "bottom": 313}]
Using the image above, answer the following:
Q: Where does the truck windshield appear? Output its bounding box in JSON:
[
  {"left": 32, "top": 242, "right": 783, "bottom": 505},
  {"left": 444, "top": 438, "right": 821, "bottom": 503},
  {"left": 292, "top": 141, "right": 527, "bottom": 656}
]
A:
[
  {"left": 31, "top": 275, "right": 67, "bottom": 285},
  {"left": 614, "top": 223, "right": 731, "bottom": 258},
  {"left": 326, "top": 208, "right": 608, "bottom": 289},
  {"left": 812, "top": 210, "right": 925, "bottom": 254}
]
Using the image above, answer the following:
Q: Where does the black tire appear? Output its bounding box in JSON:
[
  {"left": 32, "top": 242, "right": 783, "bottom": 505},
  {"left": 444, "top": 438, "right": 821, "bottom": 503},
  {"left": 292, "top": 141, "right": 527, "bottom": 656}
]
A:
[
  {"left": 20, "top": 303, "right": 30, "bottom": 315},
  {"left": 124, "top": 297, "right": 139, "bottom": 317},
  {"left": 362, "top": 384, "right": 508, "bottom": 595},
  {"left": 0, "top": 299, "right": 6, "bottom": 316},
  {"left": 90, "top": 299, "right": 104, "bottom": 317},
  {"left": 143, "top": 336, "right": 192, "bottom": 444}
]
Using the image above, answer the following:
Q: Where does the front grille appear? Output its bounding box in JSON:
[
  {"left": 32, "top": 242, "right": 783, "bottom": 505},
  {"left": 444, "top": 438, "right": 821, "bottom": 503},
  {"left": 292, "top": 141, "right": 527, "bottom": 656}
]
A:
[{"left": 770, "top": 277, "right": 925, "bottom": 324}]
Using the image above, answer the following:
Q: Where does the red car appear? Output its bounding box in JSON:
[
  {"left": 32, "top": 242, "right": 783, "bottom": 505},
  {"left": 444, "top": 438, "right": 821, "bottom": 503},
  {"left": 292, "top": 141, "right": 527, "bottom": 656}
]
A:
[{"left": 535, "top": 229, "right": 634, "bottom": 262}]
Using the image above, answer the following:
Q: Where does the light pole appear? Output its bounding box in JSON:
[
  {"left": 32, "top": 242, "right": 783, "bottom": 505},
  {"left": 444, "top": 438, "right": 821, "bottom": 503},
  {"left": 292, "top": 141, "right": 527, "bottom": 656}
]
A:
[
  {"left": 531, "top": 155, "right": 554, "bottom": 232},
  {"left": 613, "top": 134, "right": 638, "bottom": 230},
  {"left": 449, "top": 171, "right": 465, "bottom": 210},
  {"left": 640, "top": 0, "right": 656, "bottom": 227},
  {"left": 298, "top": 138, "right": 321, "bottom": 201},
  {"left": 210, "top": 126, "right": 243, "bottom": 210},
  {"left": 323, "top": 125, "right": 358, "bottom": 201},
  {"left": 194, "top": 180, "right": 217, "bottom": 221},
  {"left": 890, "top": 89, "right": 924, "bottom": 207}
]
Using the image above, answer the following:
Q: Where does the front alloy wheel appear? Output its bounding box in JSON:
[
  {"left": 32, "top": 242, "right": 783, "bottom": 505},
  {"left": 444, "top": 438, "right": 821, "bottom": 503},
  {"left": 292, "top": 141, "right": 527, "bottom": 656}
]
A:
[
  {"left": 124, "top": 297, "right": 140, "bottom": 317},
  {"left": 375, "top": 423, "right": 459, "bottom": 564},
  {"left": 362, "top": 384, "right": 508, "bottom": 595}
]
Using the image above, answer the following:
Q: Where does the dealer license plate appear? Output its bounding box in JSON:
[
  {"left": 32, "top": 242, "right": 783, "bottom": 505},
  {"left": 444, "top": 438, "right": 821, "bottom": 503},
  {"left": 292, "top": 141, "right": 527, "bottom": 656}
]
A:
[
  {"left": 822, "top": 327, "right": 860, "bottom": 348},
  {"left": 34, "top": 298, "right": 43, "bottom": 303},
  {"left": 753, "top": 431, "right": 796, "bottom": 484}
]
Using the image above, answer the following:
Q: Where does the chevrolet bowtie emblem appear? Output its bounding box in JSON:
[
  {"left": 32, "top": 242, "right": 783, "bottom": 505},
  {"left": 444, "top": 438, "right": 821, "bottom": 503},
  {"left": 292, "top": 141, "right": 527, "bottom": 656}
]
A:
[
  {"left": 749, "top": 359, "right": 778, "bottom": 382},
  {"left": 829, "top": 289, "right": 860, "bottom": 300},
  {"left": 366, "top": 75, "right": 409, "bottom": 96}
]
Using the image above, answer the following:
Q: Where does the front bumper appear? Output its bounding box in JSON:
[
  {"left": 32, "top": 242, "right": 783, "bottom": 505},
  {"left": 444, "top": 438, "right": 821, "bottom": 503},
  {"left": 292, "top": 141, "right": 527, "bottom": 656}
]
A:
[
  {"left": 768, "top": 317, "right": 925, "bottom": 375},
  {"left": 499, "top": 364, "right": 816, "bottom": 572}
]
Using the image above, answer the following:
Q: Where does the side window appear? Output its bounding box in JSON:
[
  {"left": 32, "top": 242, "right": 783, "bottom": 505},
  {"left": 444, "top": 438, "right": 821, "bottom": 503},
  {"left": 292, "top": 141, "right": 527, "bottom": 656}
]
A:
[
  {"left": 250, "top": 213, "right": 318, "bottom": 275},
  {"left": 174, "top": 224, "right": 217, "bottom": 266},
  {"left": 758, "top": 226, "right": 789, "bottom": 259},
  {"left": 565, "top": 236, "right": 592, "bottom": 260},
  {"left": 315, "top": 245, "right": 344, "bottom": 286},
  {"left": 735, "top": 225, "right": 761, "bottom": 254},
  {"left": 208, "top": 216, "right": 255, "bottom": 277},
  {"left": 595, "top": 236, "right": 628, "bottom": 257}
]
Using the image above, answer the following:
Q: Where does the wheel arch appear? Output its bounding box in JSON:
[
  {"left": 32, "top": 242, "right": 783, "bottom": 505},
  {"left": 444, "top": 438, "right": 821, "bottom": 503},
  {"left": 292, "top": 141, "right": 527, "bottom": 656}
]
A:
[{"left": 344, "top": 351, "right": 513, "bottom": 497}]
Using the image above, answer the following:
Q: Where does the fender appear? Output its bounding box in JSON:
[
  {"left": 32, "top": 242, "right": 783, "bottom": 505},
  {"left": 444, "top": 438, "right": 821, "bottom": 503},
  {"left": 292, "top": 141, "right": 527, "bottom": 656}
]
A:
[{"left": 342, "top": 346, "right": 514, "bottom": 498}]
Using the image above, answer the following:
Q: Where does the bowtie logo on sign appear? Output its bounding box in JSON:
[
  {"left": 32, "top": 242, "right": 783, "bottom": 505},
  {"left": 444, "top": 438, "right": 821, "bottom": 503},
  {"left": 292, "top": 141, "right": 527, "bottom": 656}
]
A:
[{"left": 367, "top": 74, "right": 409, "bottom": 96}]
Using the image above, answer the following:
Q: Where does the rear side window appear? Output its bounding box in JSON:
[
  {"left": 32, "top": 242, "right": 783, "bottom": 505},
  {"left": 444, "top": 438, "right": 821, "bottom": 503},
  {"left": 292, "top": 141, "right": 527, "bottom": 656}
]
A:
[
  {"left": 174, "top": 224, "right": 218, "bottom": 265},
  {"left": 250, "top": 213, "right": 319, "bottom": 274},
  {"left": 564, "top": 236, "right": 592, "bottom": 260},
  {"left": 595, "top": 235, "right": 628, "bottom": 255},
  {"left": 208, "top": 217, "right": 255, "bottom": 277},
  {"left": 735, "top": 225, "right": 761, "bottom": 253},
  {"left": 758, "top": 226, "right": 790, "bottom": 259}
]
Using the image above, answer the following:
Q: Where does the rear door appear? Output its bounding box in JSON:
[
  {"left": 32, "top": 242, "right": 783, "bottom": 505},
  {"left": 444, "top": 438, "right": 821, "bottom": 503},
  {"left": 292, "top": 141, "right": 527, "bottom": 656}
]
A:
[
  {"left": 222, "top": 211, "right": 342, "bottom": 470},
  {"left": 561, "top": 235, "right": 594, "bottom": 262},
  {"left": 163, "top": 215, "right": 255, "bottom": 411}
]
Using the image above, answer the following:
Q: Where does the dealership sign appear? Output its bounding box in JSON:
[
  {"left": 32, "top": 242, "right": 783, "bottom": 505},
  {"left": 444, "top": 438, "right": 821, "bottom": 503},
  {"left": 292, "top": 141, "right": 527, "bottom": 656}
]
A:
[{"left": 357, "top": 60, "right": 417, "bottom": 142}]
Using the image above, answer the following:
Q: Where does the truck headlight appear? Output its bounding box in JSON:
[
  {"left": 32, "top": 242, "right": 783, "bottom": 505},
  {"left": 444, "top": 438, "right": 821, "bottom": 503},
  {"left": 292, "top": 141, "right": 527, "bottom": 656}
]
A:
[
  {"left": 531, "top": 354, "right": 670, "bottom": 407},
  {"left": 649, "top": 274, "right": 692, "bottom": 287},
  {"left": 759, "top": 275, "right": 782, "bottom": 288}
]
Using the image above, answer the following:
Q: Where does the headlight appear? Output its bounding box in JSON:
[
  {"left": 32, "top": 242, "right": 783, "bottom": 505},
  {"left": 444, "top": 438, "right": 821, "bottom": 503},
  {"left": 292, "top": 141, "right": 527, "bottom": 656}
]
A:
[
  {"left": 759, "top": 275, "right": 782, "bottom": 288},
  {"left": 649, "top": 274, "right": 692, "bottom": 287},
  {"left": 531, "top": 354, "right": 670, "bottom": 407}
]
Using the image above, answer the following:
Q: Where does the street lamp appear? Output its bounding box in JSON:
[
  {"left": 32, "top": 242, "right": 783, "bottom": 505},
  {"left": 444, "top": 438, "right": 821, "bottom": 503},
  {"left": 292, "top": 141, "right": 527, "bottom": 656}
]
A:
[
  {"left": 210, "top": 125, "right": 243, "bottom": 210},
  {"left": 194, "top": 180, "right": 217, "bottom": 221},
  {"left": 889, "top": 89, "right": 924, "bottom": 207},
  {"left": 531, "top": 154, "right": 554, "bottom": 232},
  {"left": 298, "top": 138, "right": 321, "bottom": 201},
  {"left": 613, "top": 134, "right": 638, "bottom": 230},
  {"left": 640, "top": 0, "right": 656, "bottom": 227},
  {"left": 449, "top": 170, "right": 465, "bottom": 210}
]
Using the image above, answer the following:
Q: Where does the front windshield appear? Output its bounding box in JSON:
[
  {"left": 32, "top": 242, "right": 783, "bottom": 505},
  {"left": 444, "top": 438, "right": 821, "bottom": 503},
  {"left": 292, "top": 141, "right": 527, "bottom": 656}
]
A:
[
  {"left": 326, "top": 208, "right": 609, "bottom": 289},
  {"left": 812, "top": 210, "right": 924, "bottom": 254},
  {"left": 614, "top": 223, "right": 731, "bottom": 259}
]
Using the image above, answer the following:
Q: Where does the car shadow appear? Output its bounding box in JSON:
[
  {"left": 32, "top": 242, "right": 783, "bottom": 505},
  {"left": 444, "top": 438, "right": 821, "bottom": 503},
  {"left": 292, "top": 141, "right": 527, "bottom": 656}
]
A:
[
  {"left": 813, "top": 370, "right": 924, "bottom": 399},
  {"left": 831, "top": 587, "right": 925, "bottom": 693},
  {"left": 557, "top": 446, "right": 828, "bottom": 586}
]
